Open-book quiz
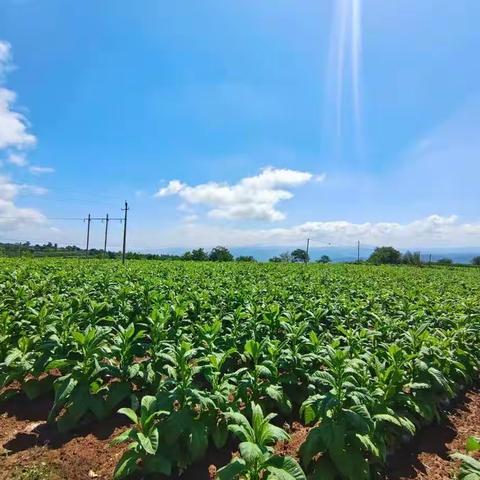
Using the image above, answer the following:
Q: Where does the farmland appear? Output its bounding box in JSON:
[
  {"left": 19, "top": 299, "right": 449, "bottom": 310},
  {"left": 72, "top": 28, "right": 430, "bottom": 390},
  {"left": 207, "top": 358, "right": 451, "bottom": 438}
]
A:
[{"left": 1, "top": 259, "right": 479, "bottom": 479}]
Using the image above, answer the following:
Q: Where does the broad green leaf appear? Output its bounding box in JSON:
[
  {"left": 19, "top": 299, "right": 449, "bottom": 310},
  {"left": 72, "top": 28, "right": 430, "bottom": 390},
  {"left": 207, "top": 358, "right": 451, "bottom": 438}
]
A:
[
  {"left": 216, "top": 458, "right": 247, "bottom": 480},
  {"left": 466, "top": 436, "right": 480, "bottom": 453},
  {"left": 239, "top": 441, "right": 263, "bottom": 464},
  {"left": 190, "top": 421, "right": 208, "bottom": 461},
  {"left": 114, "top": 450, "right": 138, "bottom": 479},
  {"left": 118, "top": 407, "right": 138, "bottom": 425},
  {"left": 144, "top": 453, "right": 172, "bottom": 476},
  {"left": 137, "top": 432, "right": 156, "bottom": 455},
  {"left": 266, "top": 455, "right": 306, "bottom": 480}
]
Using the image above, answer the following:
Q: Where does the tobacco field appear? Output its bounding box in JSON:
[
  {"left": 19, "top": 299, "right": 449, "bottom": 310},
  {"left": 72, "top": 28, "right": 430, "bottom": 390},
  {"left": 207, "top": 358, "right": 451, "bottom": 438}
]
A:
[{"left": 1, "top": 259, "right": 479, "bottom": 479}]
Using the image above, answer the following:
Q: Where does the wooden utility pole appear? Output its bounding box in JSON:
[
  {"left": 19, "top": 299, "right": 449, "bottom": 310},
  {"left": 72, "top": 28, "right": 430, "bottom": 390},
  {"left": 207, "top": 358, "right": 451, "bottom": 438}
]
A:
[
  {"left": 85, "top": 214, "right": 91, "bottom": 257},
  {"left": 103, "top": 213, "right": 109, "bottom": 256},
  {"left": 121, "top": 202, "right": 129, "bottom": 264},
  {"left": 306, "top": 238, "right": 310, "bottom": 264},
  {"left": 357, "top": 240, "right": 360, "bottom": 263}
]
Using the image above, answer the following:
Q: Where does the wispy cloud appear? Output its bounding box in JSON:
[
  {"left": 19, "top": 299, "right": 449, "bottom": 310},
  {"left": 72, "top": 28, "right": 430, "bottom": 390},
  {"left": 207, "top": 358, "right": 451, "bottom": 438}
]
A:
[
  {"left": 6, "top": 151, "right": 28, "bottom": 166},
  {"left": 29, "top": 165, "right": 55, "bottom": 174}
]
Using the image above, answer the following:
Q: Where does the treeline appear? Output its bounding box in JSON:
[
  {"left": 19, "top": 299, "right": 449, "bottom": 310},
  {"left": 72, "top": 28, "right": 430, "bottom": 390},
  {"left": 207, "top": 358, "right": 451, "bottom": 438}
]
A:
[
  {"left": 367, "top": 246, "right": 480, "bottom": 266},
  {"left": 0, "top": 242, "right": 257, "bottom": 262},
  {"left": 126, "top": 246, "right": 256, "bottom": 262},
  {"left": 1, "top": 241, "right": 479, "bottom": 266}
]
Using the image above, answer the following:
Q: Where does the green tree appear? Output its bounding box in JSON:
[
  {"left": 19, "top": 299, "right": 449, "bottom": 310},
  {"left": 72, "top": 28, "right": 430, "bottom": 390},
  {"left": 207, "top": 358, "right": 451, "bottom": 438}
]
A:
[
  {"left": 317, "top": 255, "right": 331, "bottom": 264},
  {"left": 279, "top": 252, "right": 292, "bottom": 262},
  {"left": 291, "top": 249, "right": 309, "bottom": 263},
  {"left": 402, "top": 251, "right": 422, "bottom": 266},
  {"left": 368, "top": 246, "right": 402, "bottom": 265},
  {"left": 191, "top": 248, "right": 209, "bottom": 261},
  {"left": 182, "top": 251, "right": 193, "bottom": 261},
  {"left": 236, "top": 256, "right": 256, "bottom": 262},
  {"left": 209, "top": 246, "right": 234, "bottom": 262},
  {"left": 437, "top": 258, "right": 453, "bottom": 265},
  {"left": 269, "top": 256, "right": 282, "bottom": 263},
  {"left": 472, "top": 256, "right": 480, "bottom": 266}
]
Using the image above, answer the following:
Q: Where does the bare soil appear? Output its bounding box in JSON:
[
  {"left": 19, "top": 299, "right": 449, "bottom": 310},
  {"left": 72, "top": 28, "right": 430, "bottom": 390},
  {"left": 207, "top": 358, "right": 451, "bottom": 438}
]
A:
[
  {"left": 1, "top": 388, "right": 479, "bottom": 479},
  {"left": 385, "top": 387, "right": 480, "bottom": 480}
]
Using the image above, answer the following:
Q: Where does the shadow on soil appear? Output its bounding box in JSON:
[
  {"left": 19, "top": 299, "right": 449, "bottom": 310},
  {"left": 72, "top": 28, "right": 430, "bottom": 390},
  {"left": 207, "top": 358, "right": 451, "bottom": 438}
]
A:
[
  {"left": 384, "top": 387, "right": 476, "bottom": 479},
  {"left": 1, "top": 390, "right": 129, "bottom": 453}
]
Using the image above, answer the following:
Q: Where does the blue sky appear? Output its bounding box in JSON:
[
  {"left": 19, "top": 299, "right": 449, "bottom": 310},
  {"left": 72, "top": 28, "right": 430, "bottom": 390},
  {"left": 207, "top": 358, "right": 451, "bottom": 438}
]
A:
[{"left": 0, "top": 0, "right": 479, "bottom": 250}]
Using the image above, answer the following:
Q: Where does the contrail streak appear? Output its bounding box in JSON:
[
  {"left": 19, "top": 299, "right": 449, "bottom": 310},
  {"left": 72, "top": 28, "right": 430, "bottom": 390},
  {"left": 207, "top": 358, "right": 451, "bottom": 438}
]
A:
[
  {"left": 327, "top": 0, "right": 363, "bottom": 152},
  {"left": 351, "top": 0, "right": 362, "bottom": 129},
  {"left": 335, "top": 0, "right": 348, "bottom": 140}
]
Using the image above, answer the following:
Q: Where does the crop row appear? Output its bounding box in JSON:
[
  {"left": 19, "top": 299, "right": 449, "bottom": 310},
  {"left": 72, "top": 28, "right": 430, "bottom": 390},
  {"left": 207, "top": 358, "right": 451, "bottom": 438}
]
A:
[{"left": 1, "top": 259, "right": 479, "bottom": 479}]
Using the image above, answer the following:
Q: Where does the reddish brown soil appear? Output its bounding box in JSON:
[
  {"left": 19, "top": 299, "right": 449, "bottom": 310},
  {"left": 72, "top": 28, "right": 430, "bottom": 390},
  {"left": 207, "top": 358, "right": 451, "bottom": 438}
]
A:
[
  {"left": 1, "top": 389, "right": 479, "bottom": 479},
  {"left": 0, "top": 392, "right": 129, "bottom": 480},
  {"left": 386, "top": 387, "right": 480, "bottom": 480},
  {"left": 275, "top": 421, "right": 311, "bottom": 460}
]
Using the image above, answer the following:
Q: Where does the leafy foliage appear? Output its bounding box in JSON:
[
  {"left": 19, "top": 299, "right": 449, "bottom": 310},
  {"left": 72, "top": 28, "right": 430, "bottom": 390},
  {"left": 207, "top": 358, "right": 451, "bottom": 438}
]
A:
[
  {"left": 451, "top": 436, "right": 480, "bottom": 480},
  {"left": 217, "top": 402, "right": 305, "bottom": 480},
  {"left": 0, "top": 259, "right": 479, "bottom": 478}
]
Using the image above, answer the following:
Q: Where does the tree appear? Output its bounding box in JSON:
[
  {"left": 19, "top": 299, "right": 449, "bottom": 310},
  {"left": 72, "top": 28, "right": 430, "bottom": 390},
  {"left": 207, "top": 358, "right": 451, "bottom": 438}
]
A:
[
  {"left": 191, "top": 248, "right": 209, "bottom": 261},
  {"left": 236, "top": 255, "right": 256, "bottom": 262},
  {"left": 291, "top": 249, "right": 309, "bottom": 263},
  {"left": 472, "top": 256, "right": 480, "bottom": 266},
  {"left": 269, "top": 252, "right": 291, "bottom": 263},
  {"left": 402, "top": 250, "right": 422, "bottom": 266},
  {"left": 317, "top": 255, "right": 331, "bottom": 264},
  {"left": 437, "top": 258, "right": 453, "bottom": 265},
  {"left": 209, "top": 246, "right": 234, "bottom": 262},
  {"left": 182, "top": 251, "right": 193, "bottom": 261},
  {"left": 279, "top": 251, "right": 292, "bottom": 262},
  {"left": 368, "top": 246, "right": 402, "bottom": 265}
]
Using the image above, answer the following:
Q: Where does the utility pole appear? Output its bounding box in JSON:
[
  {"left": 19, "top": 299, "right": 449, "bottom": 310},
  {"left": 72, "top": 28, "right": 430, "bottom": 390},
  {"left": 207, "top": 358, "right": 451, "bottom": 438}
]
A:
[
  {"left": 306, "top": 238, "right": 310, "bottom": 264},
  {"left": 429, "top": 253, "right": 432, "bottom": 266},
  {"left": 357, "top": 240, "right": 360, "bottom": 263},
  {"left": 103, "top": 213, "right": 109, "bottom": 257},
  {"left": 85, "top": 214, "right": 91, "bottom": 257},
  {"left": 121, "top": 201, "right": 129, "bottom": 264}
]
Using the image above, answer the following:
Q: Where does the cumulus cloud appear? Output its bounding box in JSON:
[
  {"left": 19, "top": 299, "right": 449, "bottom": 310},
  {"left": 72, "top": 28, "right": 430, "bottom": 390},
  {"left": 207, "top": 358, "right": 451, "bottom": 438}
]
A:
[
  {"left": 0, "top": 175, "right": 46, "bottom": 227},
  {"left": 0, "top": 41, "right": 36, "bottom": 151},
  {"left": 155, "top": 167, "right": 320, "bottom": 221},
  {"left": 130, "top": 214, "right": 480, "bottom": 250},
  {"left": 0, "top": 88, "right": 36, "bottom": 150},
  {"left": 0, "top": 40, "right": 46, "bottom": 232}
]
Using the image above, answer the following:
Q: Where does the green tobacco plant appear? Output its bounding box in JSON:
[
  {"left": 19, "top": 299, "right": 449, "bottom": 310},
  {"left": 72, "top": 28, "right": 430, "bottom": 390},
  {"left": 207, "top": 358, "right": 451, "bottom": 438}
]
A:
[
  {"left": 47, "top": 326, "right": 129, "bottom": 432},
  {"left": 113, "top": 395, "right": 171, "bottom": 479},
  {"left": 217, "top": 402, "right": 306, "bottom": 480},
  {"left": 451, "top": 436, "right": 480, "bottom": 480},
  {"left": 0, "top": 260, "right": 480, "bottom": 480},
  {"left": 237, "top": 339, "right": 291, "bottom": 413}
]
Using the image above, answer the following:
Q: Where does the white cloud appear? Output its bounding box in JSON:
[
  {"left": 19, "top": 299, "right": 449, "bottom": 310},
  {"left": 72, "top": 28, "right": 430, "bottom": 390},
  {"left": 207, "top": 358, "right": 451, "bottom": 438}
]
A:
[
  {"left": 154, "top": 167, "right": 320, "bottom": 222},
  {"left": 156, "top": 179, "right": 185, "bottom": 197},
  {"left": 0, "top": 88, "right": 36, "bottom": 150},
  {"left": 6, "top": 151, "right": 28, "bottom": 166},
  {"left": 29, "top": 165, "right": 55, "bottom": 174},
  {"left": 0, "top": 41, "right": 46, "bottom": 234},
  {"left": 0, "top": 175, "right": 46, "bottom": 228},
  {"left": 0, "top": 41, "right": 12, "bottom": 80},
  {"left": 182, "top": 214, "right": 199, "bottom": 223},
  {"left": 129, "top": 214, "right": 480, "bottom": 250},
  {"left": 0, "top": 41, "right": 36, "bottom": 151}
]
